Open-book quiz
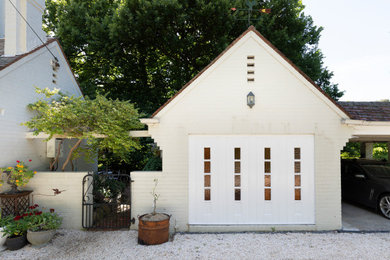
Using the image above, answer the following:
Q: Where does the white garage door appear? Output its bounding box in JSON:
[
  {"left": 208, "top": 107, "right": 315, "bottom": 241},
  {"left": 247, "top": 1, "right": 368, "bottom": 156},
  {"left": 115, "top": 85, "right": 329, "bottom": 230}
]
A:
[{"left": 189, "top": 135, "right": 315, "bottom": 225}]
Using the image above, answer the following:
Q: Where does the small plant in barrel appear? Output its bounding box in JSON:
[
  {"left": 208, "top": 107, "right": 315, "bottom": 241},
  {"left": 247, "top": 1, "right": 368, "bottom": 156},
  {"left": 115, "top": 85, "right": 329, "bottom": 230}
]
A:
[
  {"left": 151, "top": 179, "right": 160, "bottom": 215},
  {"left": 138, "top": 179, "right": 170, "bottom": 245}
]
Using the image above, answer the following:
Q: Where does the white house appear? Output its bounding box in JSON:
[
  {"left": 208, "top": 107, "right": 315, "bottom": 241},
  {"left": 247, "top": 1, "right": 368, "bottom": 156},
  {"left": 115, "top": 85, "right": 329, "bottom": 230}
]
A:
[
  {"left": 0, "top": 0, "right": 95, "bottom": 173},
  {"left": 131, "top": 26, "right": 390, "bottom": 232}
]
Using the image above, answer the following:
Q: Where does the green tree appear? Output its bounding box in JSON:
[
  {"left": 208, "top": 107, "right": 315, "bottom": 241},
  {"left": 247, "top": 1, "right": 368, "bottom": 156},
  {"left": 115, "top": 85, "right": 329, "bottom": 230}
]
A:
[
  {"left": 373, "top": 143, "right": 388, "bottom": 160},
  {"left": 23, "top": 88, "right": 143, "bottom": 171},
  {"left": 44, "top": 0, "right": 343, "bottom": 116},
  {"left": 44, "top": 0, "right": 344, "bottom": 171}
]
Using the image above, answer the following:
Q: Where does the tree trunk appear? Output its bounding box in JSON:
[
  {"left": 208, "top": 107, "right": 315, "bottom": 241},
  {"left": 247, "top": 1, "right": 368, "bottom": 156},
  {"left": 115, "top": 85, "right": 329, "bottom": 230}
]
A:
[
  {"left": 61, "top": 139, "right": 82, "bottom": 171},
  {"left": 50, "top": 139, "right": 63, "bottom": 171}
]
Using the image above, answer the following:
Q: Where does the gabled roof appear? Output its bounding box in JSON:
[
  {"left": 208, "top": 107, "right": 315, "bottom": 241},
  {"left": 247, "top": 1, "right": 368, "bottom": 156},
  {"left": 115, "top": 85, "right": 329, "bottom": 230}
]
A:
[
  {"left": 151, "top": 26, "right": 351, "bottom": 118},
  {"left": 0, "top": 38, "right": 57, "bottom": 71},
  {"left": 0, "top": 38, "right": 83, "bottom": 96},
  {"left": 338, "top": 102, "right": 390, "bottom": 121}
]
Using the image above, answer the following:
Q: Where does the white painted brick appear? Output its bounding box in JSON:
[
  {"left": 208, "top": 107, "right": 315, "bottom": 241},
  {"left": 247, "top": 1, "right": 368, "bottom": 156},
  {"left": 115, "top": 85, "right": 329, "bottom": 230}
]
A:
[{"left": 132, "top": 32, "right": 353, "bottom": 231}]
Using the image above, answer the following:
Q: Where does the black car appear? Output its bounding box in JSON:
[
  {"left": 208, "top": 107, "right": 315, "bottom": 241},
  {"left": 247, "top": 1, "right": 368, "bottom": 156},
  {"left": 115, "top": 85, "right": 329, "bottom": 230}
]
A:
[{"left": 341, "top": 159, "right": 390, "bottom": 219}]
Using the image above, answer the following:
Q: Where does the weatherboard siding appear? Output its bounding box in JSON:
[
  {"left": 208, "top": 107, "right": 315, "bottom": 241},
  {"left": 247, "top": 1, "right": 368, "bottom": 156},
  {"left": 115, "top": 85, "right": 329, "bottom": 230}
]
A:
[
  {"left": 131, "top": 31, "right": 353, "bottom": 231},
  {"left": 0, "top": 41, "right": 94, "bottom": 177}
]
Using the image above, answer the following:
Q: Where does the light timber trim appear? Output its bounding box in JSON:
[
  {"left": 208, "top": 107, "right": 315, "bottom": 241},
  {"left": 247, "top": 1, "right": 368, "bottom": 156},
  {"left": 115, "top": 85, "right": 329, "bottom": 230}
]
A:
[{"left": 129, "top": 130, "right": 151, "bottom": 137}]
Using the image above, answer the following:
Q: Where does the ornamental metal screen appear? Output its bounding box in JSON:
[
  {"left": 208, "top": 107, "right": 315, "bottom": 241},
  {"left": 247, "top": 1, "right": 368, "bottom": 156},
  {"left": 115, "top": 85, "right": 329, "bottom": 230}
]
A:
[{"left": 82, "top": 172, "right": 134, "bottom": 229}]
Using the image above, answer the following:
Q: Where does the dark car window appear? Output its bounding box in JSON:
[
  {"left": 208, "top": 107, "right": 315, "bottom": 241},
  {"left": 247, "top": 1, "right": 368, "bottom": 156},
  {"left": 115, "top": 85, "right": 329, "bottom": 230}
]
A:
[{"left": 361, "top": 165, "right": 390, "bottom": 178}]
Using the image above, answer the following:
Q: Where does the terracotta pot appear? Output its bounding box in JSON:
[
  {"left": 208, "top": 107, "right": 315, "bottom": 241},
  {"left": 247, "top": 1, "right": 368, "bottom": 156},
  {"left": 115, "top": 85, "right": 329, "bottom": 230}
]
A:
[
  {"left": 27, "top": 229, "right": 56, "bottom": 247},
  {"left": 138, "top": 213, "right": 170, "bottom": 245},
  {"left": 6, "top": 235, "right": 27, "bottom": 251}
]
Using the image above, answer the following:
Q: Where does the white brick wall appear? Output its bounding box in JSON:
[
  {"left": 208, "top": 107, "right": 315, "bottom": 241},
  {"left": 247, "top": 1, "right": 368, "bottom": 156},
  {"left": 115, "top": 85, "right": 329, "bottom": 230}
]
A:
[
  {"left": 21, "top": 172, "right": 87, "bottom": 229},
  {"left": 0, "top": 172, "right": 87, "bottom": 229},
  {"left": 131, "top": 31, "right": 354, "bottom": 231}
]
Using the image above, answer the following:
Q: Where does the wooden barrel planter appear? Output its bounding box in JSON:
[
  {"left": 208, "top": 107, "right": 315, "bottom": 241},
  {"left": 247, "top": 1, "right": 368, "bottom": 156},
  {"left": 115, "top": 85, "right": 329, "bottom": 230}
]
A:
[
  {"left": 0, "top": 191, "right": 32, "bottom": 217},
  {"left": 138, "top": 213, "right": 170, "bottom": 245}
]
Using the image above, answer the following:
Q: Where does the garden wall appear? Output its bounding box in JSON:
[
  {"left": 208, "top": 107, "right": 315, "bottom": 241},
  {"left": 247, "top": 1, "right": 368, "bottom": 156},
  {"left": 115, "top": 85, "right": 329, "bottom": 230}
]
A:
[{"left": 19, "top": 171, "right": 88, "bottom": 229}]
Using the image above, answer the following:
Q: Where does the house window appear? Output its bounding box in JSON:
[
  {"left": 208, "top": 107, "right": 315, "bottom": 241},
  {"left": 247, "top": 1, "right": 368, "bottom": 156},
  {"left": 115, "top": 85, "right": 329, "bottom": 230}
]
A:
[
  {"left": 264, "top": 147, "right": 271, "bottom": 201},
  {"left": 204, "top": 147, "right": 211, "bottom": 201},
  {"left": 234, "top": 147, "right": 241, "bottom": 201}
]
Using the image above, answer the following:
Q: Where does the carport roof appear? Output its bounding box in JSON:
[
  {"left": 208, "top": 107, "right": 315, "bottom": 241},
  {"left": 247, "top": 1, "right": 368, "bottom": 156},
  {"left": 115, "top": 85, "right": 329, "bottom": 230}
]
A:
[{"left": 338, "top": 101, "right": 390, "bottom": 121}]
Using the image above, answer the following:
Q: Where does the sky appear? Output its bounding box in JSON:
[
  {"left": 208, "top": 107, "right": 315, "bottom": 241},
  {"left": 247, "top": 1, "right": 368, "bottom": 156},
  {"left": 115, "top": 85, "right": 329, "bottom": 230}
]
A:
[{"left": 302, "top": 0, "right": 390, "bottom": 101}]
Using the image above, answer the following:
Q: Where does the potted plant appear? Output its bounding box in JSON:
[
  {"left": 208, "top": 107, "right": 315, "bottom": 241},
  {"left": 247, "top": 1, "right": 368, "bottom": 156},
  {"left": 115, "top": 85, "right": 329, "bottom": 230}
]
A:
[
  {"left": 0, "top": 160, "right": 36, "bottom": 217},
  {"left": 138, "top": 179, "right": 170, "bottom": 245},
  {"left": 0, "top": 160, "right": 36, "bottom": 194},
  {"left": 0, "top": 208, "right": 12, "bottom": 247},
  {"left": 2, "top": 214, "right": 29, "bottom": 250},
  {"left": 24, "top": 204, "right": 62, "bottom": 247}
]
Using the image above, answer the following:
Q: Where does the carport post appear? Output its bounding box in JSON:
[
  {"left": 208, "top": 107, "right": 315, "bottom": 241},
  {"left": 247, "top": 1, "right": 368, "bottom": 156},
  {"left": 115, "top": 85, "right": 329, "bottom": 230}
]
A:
[
  {"left": 365, "top": 142, "right": 374, "bottom": 159},
  {"left": 360, "top": 142, "right": 366, "bottom": 158}
]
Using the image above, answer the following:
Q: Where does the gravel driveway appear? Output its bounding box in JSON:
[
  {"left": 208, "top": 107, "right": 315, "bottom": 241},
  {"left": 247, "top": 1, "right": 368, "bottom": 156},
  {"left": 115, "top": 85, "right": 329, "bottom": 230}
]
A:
[{"left": 2, "top": 230, "right": 390, "bottom": 260}]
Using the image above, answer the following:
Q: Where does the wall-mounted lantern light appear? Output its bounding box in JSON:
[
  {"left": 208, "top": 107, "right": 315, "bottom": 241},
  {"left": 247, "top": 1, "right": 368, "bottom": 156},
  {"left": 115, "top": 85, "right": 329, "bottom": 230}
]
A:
[{"left": 247, "top": 91, "right": 255, "bottom": 108}]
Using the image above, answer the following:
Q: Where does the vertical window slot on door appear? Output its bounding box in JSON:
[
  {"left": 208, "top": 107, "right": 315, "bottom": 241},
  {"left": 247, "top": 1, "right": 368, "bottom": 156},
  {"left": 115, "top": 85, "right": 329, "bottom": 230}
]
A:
[
  {"left": 295, "top": 188, "right": 301, "bottom": 200},
  {"left": 204, "top": 147, "right": 210, "bottom": 160},
  {"left": 235, "top": 189, "right": 241, "bottom": 200},
  {"left": 294, "top": 147, "right": 300, "bottom": 160},
  {"left": 264, "top": 147, "right": 271, "bottom": 200},
  {"left": 234, "top": 147, "right": 241, "bottom": 201},
  {"left": 204, "top": 147, "right": 211, "bottom": 201},
  {"left": 265, "top": 148, "right": 271, "bottom": 160},
  {"left": 234, "top": 148, "right": 241, "bottom": 160},
  {"left": 204, "top": 175, "right": 211, "bottom": 187},
  {"left": 234, "top": 161, "right": 241, "bottom": 173},
  {"left": 265, "top": 189, "right": 271, "bottom": 200},
  {"left": 294, "top": 147, "right": 301, "bottom": 200},
  {"left": 295, "top": 175, "right": 301, "bottom": 187},
  {"left": 264, "top": 175, "right": 271, "bottom": 187},
  {"left": 205, "top": 189, "right": 211, "bottom": 200},
  {"left": 264, "top": 161, "right": 271, "bottom": 173},
  {"left": 294, "top": 161, "right": 301, "bottom": 173},
  {"left": 204, "top": 161, "right": 211, "bottom": 173},
  {"left": 235, "top": 175, "right": 241, "bottom": 187}
]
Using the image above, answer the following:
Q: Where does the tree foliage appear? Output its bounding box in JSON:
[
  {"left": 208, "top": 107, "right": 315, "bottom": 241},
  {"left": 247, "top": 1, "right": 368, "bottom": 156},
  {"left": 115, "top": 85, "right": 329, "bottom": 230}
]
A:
[
  {"left": 44, "top": 0, "right": 343, "bottom": 117},
  {"left": 23, "top": 88, "right": 143, "bottom": 171},
  {"left": 44, "top": 0, "right": 344, "bottom": 171},
  {"left": 341, "top": 142, "right": 389, "bottom": 160}
]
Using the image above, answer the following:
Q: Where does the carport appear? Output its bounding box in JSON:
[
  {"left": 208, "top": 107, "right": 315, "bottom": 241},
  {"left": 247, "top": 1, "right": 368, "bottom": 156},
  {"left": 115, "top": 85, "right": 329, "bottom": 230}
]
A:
[{"left": 339, "top": 102, "right": 390, "bottom": 231}]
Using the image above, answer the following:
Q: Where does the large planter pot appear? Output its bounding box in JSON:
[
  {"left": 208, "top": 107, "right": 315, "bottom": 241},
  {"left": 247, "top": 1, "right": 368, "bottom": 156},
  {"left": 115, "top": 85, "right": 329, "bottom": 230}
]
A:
[
  {"left": 0, "top": 190, "right": 33, "bottom": 217},
  {"left": 6, "top": 235, "right": 27, "bottom": 251},
  {"left": 138, "top": 213, "right": 170, "bottom": 245},
  {"left": 0, "top": 227, "right": 8, "bottom": 247},
  {"left": 27, "top": 230, "right": 56, "bottom": 247}
]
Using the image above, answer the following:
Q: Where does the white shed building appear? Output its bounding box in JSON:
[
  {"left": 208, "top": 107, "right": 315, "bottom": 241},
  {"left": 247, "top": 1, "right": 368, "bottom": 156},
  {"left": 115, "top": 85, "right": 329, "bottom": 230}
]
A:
[{"left": 131, "top": 26, "right": 390, "bottom": 232}]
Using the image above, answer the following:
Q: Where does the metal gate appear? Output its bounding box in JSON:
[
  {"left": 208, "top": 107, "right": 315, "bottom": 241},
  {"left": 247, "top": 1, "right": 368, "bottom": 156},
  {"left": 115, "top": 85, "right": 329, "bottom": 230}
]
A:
[{"left": 82, "top": 172, "right": 135, "bottom": 229}]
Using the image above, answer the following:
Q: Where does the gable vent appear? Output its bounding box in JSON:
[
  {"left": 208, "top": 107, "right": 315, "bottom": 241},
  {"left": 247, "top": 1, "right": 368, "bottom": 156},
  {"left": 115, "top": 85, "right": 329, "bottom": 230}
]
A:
[{"left": 247, "top": 56, "right": 255, "bottom": 82}]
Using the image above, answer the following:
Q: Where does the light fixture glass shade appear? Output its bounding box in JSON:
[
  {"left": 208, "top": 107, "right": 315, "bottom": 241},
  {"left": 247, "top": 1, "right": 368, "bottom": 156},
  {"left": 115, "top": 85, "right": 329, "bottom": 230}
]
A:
[{"left": 247, "top": 92, "right": 255, "bottom": 108}]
